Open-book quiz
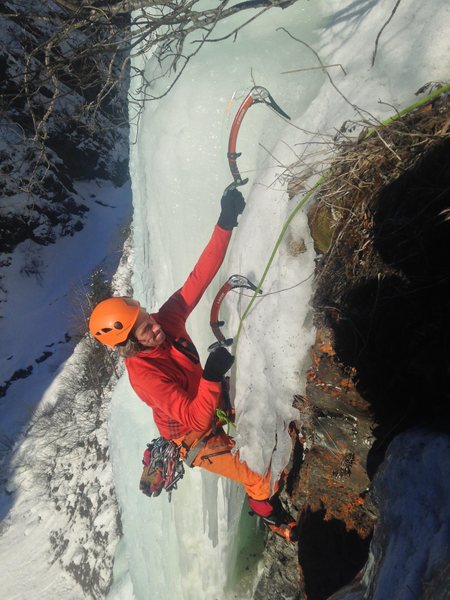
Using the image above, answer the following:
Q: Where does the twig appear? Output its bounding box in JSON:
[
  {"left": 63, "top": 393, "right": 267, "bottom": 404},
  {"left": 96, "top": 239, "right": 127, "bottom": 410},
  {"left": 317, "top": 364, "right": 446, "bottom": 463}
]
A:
[
  {"left": 371, "top": 0, "right": 402, "bottom": 67},
  {"left": 281, "top": 63, "right": 347, "bottom": 75},
  {"left": 374, "top": 128, "right": 402, "bottom": 162},
  {"left": 277, "top": 28, "right": 382, "bottom": 126}
]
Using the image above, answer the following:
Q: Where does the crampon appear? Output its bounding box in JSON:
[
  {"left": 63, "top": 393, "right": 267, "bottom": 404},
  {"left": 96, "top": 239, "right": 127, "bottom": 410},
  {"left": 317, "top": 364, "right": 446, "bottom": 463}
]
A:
[
  {"left": 264, "top": 516, "right": 299, "bottom": 543},
  {"left": 249, "top": 494, "right": 299, "bottom": 543}
]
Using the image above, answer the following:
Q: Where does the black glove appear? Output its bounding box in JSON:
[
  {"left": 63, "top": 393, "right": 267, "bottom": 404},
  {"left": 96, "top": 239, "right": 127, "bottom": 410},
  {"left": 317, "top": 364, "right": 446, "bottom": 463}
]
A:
[
  {"left": 203, "top": 347, "right": 235, "bottom": 382},
  {"left": 217, "top": 187, "right": 246, "bottom": 230}
]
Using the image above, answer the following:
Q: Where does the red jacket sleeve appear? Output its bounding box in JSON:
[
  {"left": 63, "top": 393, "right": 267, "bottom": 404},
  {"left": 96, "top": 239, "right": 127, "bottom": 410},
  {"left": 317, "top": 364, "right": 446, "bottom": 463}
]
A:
[
  {"left": 128, "top": 359, "right": 222, "bottom": 432},
  {"left": 158, "top": 225, "right": 232, "bottom": 331},
  {"left": 180, "top": 224, "right": 232, "bottom": 311}
]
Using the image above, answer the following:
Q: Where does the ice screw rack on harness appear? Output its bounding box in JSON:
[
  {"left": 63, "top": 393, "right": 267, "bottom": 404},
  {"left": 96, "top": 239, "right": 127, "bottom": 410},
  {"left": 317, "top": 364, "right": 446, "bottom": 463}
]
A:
[
  {"left": 139, "top": 438, "right": 185, "bottom": 502},
  {"left": 139, "top": 430, "right": 225, "bottom": 501}
]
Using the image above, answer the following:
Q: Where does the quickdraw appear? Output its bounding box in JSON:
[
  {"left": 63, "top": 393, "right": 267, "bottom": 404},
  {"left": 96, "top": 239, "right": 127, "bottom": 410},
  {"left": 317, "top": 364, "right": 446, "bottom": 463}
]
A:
[
  {"left": 226, "top": 86, "right": 291, "bottom": 191},
  {"left": 208, "top": 274, "right": 262, "bottom": 352}
]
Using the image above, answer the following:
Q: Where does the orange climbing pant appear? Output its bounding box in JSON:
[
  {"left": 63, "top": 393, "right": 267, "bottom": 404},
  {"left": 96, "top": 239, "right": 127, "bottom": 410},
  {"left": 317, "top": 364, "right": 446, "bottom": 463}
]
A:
[{"left": 175, "top": 428, "right": 276, "bottom": 501}]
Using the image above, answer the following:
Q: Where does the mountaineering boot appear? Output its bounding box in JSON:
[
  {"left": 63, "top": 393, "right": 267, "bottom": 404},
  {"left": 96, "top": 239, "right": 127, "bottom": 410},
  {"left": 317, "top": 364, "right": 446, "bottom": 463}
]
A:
[
  {"left": 247, "top": 495, "right": 299, "bottom": 543},
  {"left": 262, "top": 494, "right": 299, "bottom": 542}
]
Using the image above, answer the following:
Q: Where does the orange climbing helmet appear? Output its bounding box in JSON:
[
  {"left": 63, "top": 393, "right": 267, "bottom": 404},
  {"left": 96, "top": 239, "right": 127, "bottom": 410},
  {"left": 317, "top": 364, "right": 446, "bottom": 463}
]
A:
[{"left": 89, "top": 297, "right": 141, "bottom": 347}]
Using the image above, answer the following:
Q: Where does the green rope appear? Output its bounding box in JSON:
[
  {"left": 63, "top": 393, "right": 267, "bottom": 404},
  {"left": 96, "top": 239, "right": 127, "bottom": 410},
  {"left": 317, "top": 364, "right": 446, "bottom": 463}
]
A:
[
  {"left": 367, "top": 81, "right": 450, "bottom": 135},
  {"left": 232, "top": 81, "right": 450, "bottom": 360},
  {"left": 233, "top": 174, "right": 326, "bottom": 354}
]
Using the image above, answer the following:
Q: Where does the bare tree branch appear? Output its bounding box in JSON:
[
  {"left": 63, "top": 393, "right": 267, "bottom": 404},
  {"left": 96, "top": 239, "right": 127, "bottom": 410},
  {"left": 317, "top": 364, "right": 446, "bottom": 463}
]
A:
[
  {"left": 1, "top": 0, "right": 302, "bottom": 227},
  {"left": 371, "top": 0, "right": 402, "bottom": 67}
]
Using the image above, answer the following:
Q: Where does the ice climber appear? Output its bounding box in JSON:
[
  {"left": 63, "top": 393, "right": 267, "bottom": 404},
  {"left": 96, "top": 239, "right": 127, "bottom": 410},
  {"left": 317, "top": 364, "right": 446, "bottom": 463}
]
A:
[{"left": 89, "top": 187, "right": 298, "bottom": 542}]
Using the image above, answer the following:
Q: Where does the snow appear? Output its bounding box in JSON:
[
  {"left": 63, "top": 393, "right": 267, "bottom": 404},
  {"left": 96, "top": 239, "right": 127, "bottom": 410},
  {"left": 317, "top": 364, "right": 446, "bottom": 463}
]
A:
[
  {"left": 0, "top": 0, "right": 449, "bottom": 599},
  {"left": 0, "top": 179, "right": 131, "bottom": 597},
  {"left": 0, "top": 180, "right": 131, "bottom": 435}
]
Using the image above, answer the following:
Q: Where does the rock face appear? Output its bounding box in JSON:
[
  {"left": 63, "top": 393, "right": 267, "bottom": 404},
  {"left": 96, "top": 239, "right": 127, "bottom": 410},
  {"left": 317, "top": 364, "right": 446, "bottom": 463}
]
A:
[
  {"left": 293, "top": 327, "right": 376, "bottom": 600},
  {"left": 253, "top": 536, "right": 302, "bottom": 600},
  {"left": 255, "top": 93, "right": 450, "bottom": 600}
]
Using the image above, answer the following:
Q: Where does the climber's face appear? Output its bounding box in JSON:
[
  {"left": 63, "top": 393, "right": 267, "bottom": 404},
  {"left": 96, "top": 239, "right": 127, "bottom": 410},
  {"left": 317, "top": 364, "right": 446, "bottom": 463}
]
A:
[{"left": 132, "top": 310, "right": 166, "bottom": 348}]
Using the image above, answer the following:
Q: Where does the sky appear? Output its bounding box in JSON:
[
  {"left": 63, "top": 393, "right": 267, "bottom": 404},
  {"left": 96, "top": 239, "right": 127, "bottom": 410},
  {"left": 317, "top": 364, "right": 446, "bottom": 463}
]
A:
[{"left": 0, "top": 0, "right": 449, "bottom": 598}]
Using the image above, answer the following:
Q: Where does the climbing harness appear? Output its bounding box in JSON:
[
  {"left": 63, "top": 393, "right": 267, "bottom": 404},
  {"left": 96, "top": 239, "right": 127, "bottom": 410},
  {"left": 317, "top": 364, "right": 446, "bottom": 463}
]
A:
[
  {"left": 180, "top": 430, "right": 217, "bottom": 468},
  {"left": 226, "top": 86, "right": 290, "bottom": 191},
  {"left": 140, "top": 429, "right": 232, "bottom": 500},
  {"left": 208, "top": 274, "right": 262, "bottom": 352}
]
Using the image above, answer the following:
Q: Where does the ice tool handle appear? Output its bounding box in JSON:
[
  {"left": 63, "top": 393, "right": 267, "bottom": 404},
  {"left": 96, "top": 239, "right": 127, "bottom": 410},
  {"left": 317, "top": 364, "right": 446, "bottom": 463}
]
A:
[
  {"left": 226, "top": 86, "right": 291, "bottom": 192},
  {"left": 208, "top": 275, "right": 262, "bottom": 352}
]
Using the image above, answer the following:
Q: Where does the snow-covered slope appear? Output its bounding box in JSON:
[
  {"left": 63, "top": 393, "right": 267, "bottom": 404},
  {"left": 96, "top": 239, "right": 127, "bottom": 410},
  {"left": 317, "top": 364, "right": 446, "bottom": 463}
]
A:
[
  {"left": 0, "top": 182, "right": 131, "bottom": 598},
  {"left": 1, "top": 3, "right": 132, "bottom": 597}
]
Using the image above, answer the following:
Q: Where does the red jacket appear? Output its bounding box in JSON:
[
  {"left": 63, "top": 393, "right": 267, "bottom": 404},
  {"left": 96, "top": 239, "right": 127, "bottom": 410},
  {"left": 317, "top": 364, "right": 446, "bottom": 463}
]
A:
[{"left": 125, "top": 225, "right": 232, "bottom": 439}]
